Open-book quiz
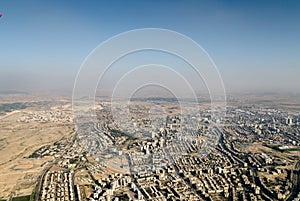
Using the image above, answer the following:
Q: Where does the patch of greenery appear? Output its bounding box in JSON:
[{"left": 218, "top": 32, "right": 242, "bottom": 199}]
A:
[
  {"left": 12, "top": 195, "right": 30, "bottom": 201},
  {"left": 117, "top": 194, "right": 130, "bottom": 201},
  {"left": 29, "top": 191, "right": 35, "bottom": 201},
  {"left": 0, "top": 102, "right": 27, "bottom": 115},
  {"left": 110, "top": 129, "right": 137, "bottom": 140},
  {"left": 284, "top": 147, "right": 300, "bottom": 152},
  {"left": 28, "top": 145, "right": 50, "bottom": 158},
  {"left": 264, "top": 144, "right": 284, "bottom": 152}
]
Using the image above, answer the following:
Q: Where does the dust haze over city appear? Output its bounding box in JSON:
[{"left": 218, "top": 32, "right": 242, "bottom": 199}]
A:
[{"left": 0, "top": 1, "right": 300, "bottom": 201}]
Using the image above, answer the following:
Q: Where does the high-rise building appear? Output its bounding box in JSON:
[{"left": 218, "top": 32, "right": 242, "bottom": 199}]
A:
[{"left": 285, "top": 117, "right": 293, "bottom": 126}]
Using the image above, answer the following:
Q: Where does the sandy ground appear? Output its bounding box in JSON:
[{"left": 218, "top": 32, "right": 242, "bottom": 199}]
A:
[{"left": 0, "top": 108, "right": 74, "bottom": 199}]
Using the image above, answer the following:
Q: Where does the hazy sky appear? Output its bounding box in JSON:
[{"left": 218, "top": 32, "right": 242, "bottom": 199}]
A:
[{"left": 0, "top": 0, "right": 299, "bottom": 93}]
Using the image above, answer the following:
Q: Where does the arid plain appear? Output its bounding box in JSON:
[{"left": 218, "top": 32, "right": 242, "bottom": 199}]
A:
[{"left": 0, "top": 93, "right": 74, "bottom": 198}]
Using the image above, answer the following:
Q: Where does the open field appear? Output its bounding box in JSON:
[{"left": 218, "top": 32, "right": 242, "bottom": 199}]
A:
[{"left": 0, "top": 97, "right": 74, "bottom": 199}]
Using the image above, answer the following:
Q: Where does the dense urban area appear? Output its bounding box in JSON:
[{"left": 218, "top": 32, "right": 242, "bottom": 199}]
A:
[{"left": 1, "top": 96, "right": 300, "bottom": 201}]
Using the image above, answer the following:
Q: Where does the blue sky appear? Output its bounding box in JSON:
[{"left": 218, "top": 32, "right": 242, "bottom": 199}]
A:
[{"left": 0, "top": 0, "right": 299, "bottom": 92}]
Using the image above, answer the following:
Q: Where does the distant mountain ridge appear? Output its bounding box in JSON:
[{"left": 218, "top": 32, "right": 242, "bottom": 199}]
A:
[{"left": 0, "top": 90, "right": 28, "bottom": 94}]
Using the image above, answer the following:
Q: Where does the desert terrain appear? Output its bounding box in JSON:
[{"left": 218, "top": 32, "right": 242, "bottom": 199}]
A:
[{"left": 0, "top": 94, "right": 74, "bottom": 198}]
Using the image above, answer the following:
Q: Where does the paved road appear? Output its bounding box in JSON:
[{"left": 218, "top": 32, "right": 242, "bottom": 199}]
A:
[
  {"left": 35, "top": 131, "right": 77, "bottom": 201},
  {"left": 35, "top": 159, "right": 59, "bottom": 201}
]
